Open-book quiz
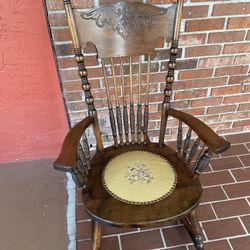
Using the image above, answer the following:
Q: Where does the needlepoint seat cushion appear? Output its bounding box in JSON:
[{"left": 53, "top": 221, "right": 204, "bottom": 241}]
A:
[{"left": 102, "top": 151, "right": 177, "bottom": 205}]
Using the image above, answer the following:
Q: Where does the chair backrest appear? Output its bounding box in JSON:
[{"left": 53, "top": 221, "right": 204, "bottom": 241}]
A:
[{"left": 63, "top": 0, "right": 184, "bottom": 151}]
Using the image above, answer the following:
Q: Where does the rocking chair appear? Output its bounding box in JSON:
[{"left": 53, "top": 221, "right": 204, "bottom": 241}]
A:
[{"left": 54, "top": 1, "right": 230, "bottom": 249}]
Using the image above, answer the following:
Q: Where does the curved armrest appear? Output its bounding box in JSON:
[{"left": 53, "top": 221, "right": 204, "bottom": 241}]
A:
[
  {"left": 54, "top": 116, "right": 94, "bottom": 172},
  {"left": 167, "top": 108, "right": 230, "bottom": 154}
]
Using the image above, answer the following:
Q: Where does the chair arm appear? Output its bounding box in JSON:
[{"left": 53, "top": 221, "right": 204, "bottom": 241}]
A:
[
  {"left": 54, "top": 116, "right": 94, "bottom": 172},
  {"left": 167, "top": 108, "right": 230, "bottom": 154}
]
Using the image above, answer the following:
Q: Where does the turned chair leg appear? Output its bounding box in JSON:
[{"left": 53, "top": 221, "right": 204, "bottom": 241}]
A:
[
  {"left": 182, "top": 209, "right": 204, "bottom": 250},
  {"left": 92, "top": 220, "right": 102, "bottom": 250}
]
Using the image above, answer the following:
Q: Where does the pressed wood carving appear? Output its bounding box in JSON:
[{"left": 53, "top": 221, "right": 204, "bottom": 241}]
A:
[{"left": 81, "top": 1, "right": 168, "bottom": 39}]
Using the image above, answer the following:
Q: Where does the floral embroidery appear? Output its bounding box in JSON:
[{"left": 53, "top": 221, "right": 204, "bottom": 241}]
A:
[{"left": 126, "top": 162, "right": 153, "bottom": 184}]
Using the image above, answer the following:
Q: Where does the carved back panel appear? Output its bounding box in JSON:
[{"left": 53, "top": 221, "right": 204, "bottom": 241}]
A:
[
  {"left": 73, "top": 1, "right": 177, "bottom": 58},
  {"left": 63, "top": 0, "right": 184, "bottom": 148}
]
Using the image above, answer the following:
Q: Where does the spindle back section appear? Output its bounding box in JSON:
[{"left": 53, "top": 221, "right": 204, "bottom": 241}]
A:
[{"left": 63, "top": 0, "right": 183, "bottom": 147}]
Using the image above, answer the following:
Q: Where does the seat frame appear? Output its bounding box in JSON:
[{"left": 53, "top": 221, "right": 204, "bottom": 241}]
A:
[{"left": 54, "top": 1, "right": 230, "bottom": 249}]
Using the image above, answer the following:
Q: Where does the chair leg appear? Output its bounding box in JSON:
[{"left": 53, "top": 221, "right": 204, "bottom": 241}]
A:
[
  {"left": 92, "top": 220, "right": 102, "bottom": 250},
  {"left": 182, "top": 209, "right": 204, "bottom": 250}
]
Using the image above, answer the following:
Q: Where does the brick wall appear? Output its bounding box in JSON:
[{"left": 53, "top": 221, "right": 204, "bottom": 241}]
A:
[{"left": 44, "top": 0, "right": 250, "bottom": 144}]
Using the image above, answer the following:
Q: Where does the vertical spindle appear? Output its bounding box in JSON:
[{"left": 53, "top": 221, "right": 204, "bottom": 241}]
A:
[
  {"left": 193, "top": 148, "right": 212, "bottom": 176},
  {"left": 187, "top": 138, "right": 200, "bottom": 164},
  {"left": 111, "top": 58, "right": 123, "bottom": 145},
  {"left": 101, "top": 59, "right": 118, "bottom": 147},
  {"left": 129, "top": 56, "right": 135, "bottom": 144},
  {"left": 183, "top": 128, "right": 192, "bottom": 160},
  {"left": 177, "top": 120, "right": 183, "bottom": 157},
  {"left": 137, "top": 56, "right": 142, "bottom": 143},
  {"left": 143, "top": 54, "right": 151, "bottom": 143},
  {"left": 120, "top": 57, "right": 129, "bottom": 145}
]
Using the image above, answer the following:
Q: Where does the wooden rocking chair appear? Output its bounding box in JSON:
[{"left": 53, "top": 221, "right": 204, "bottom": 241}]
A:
[{"left": 54, "top": 1, "right": 230, "bottom": 249}]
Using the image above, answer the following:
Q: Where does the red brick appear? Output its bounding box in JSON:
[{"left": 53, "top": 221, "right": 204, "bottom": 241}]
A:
[
  {"left": 175, "top": 77, "right": 227, "bottom": 90},
  {"left": 224, "top": 43, "right": 250, "bottom": 54},
  {"left": 78, "top": 237, "right": 119, "bottom": 250},
  {"left": 189, "top": 240, "right": 231, "bottom": 250},
  {"left": 238, "top": 103, "right": 250, "bottom": 111},
  {"left": 217, "top": 127, "right": 245, "bottom": 135},
  {"left": 186, "top": 45, "right": 221, "bottom": 57},
  {"left": 235, "top": 55, "right": 250, "bottom": 65},
  {"left": 203, "top": 218, "right": 246, "bottom": 240},
  {"left": 241, "top": 215, "right": 250, "bottom": 233},
  {"left": 244, "top": 85, "right": 250, "bottom": 93},
  {"left": 103, "top": 226, "right": 137, "bottom": 236},
  {"left": 201, "top": 171, "right": 234, "bottom": 187},
  {"left": 147, "top": 0, "right": 175, "bottom": 4},
  {"left": 213, "top": 199, "right": 250, "bottom": 218},
  {"left": 202, "top": 186, "right": 227, "bottom": 203},
  {"left": 171, "top": 247, "right": 186, "bottom": 250},
  {"left": 230, "top": 236, "right": 250, "bottom": 250},
  {"left": 52, "top": 29, "right": 71, "bottom": 42},
  {"left": 60, "top": 69, "right": 79, "bottom": 81},
  {"left": 77, "top": 221, "right": 92, "bottom": 240},
  {"left": 55, "top": 44, "right": 74, "bottom": 56},
  {"left": 179, "top": 69, "right": 213, "bottom": 80},
  {"left": 215, "top": 66, "right": 248, "bottom": 77},
  {"left": 174, "top": 89, "right": 207, "bottom": 100},
  {"left": 221, "top": 144, "right": 249, "bottom": 157},
  {"left": 182, "top": 108, "right": 205, "bottom": 116},
  {"left": 231, "top": 168, "right": 250, "bottom": 182},
  {"left": 211, "top": 85, "right": 243, "bottom": 96},
  {"left": 198, "top": 56, "right": 234, "bottom": 68},
  {"left": 185, "top": 18, "right": 225, "bottom": 32},
  {"left": 196, "top": 204, "right": 216, "bottom": 221},
  {"left": 76, "top": 204, "right": 90, "bottom": 221},
  {"left": 191, "top": 0, "right": 230, "bottom": 1},
  {"left": 227, "top": 17, "right": 250, "bottom": 29},
  {"left": 63, "top": 80, "right": 97, "bottom": 91},
  {"left": 46, "top": 0, "right": 64, "bottom": 10},
  {"left": 179, "top": 34, "right": 206, "bottom": 46},
  {"left": 71, "top": 0, "right": 92, "bottom": 8},
  {"left": 220, "top": 112, "right": 249, "bottom": 122},
  {"left": 191, "top": 97, "right": 222, "bottom": 107},
  {"left": 247, "top": 30, "right": 250, "bottom": 40},
  {"left": 199, "top": 115, "right": 219, "bottom": 124},
  {"left": 234, "top": 119, "right": 250, "bottom": 128},
  {"left": 213, "top": 2, "right": 250, "bottom": 16},
  {"left": 223, "top": 182, "right": 250, "bottom": 198},
  {"left": 162, "top": 226, "right": 192, "bottom": 247},
  {"left": 172, "top": 100, "right": 190, "bottom": 109},
  {"left": 208, "top": 31, "right": 245, "bottom": 44},
  {"left": 182, "top": 5, "right": 208, "bottom": 19},
  {"left": 65, "top": 91, "right": 83, "bottom": 102},
  {"left": 225, "top": 132, "right": 250, "bottom": 144},
  {"left": 210, "top": 156, "right": 243, "bottom": 171},
  {"left": 67, "top": 102, "right": 86, "bottom": 112},
  {"left": 224, "top": 94, "right": 250, "bottom": 104},
  {"left": 210, "top": 121, "right": 232, "bottom": 131},
  {"left": 57, "top": 57, "right": 75, "bottom": 69},
  {"left": 207, "top": 105, "right": 237, "bottom": 115},
  {"left": 240, "top": 155, "right": 250, "bottom": 167},
  {"left": 229, "top": 75, "right": 250, "bottom": 85},
  {"left": 121, "top": 230, "right": 164, "bottom": 250},
  {"left": 48, "top": 13, "right": 68, "bottom": 27}
]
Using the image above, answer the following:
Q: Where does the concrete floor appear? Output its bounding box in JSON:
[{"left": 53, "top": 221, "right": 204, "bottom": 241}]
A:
[{"left": 0, "top": 158, "right": 69, "bottom": 250}]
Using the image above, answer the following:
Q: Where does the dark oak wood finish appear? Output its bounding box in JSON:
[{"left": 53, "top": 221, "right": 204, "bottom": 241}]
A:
[
  {"left": 84, "top": 143, "right": 202, "bottom": 227},
  {"left": 54, "top": 1, "right": 231, "bottom": 249}
]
